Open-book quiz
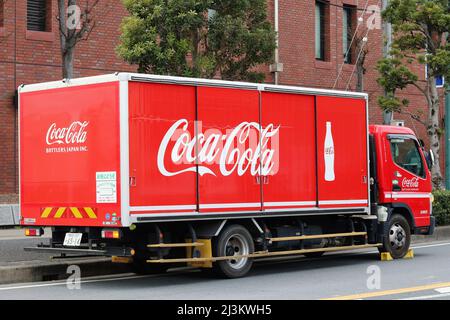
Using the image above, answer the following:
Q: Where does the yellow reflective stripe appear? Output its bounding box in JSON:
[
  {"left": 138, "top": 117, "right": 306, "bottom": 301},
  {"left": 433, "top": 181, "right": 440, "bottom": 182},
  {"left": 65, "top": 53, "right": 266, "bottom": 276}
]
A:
[
  {"left": 84, "top": 207, "right": 97, "bottom": 219},
  {"left": 70, "top": 207, "right": 83, "bottom": 219},
  {"left": 41, "top": 207, "right": 52, "bottom": 218},
  {"left": 54, "top": 207, "right": 66, "bottom": 218}
]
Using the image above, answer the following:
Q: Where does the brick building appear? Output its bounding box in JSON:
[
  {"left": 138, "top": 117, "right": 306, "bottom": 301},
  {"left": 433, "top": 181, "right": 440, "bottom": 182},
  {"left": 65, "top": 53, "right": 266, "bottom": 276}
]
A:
[{"left": 0, "top": 0, "right": 446, "bottom": 207}]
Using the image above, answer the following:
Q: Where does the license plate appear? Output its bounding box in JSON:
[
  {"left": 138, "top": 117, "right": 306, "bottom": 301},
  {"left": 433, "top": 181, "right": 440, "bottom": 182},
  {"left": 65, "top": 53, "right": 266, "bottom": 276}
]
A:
[{"left": 63, "top": 233, "right": 83, "bottom": 247}]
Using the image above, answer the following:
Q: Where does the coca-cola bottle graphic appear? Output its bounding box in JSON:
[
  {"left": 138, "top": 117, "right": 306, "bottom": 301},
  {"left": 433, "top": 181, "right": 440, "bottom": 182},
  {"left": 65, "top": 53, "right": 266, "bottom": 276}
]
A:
[{"left": 324, "top": 121, "right": 335, "bottom": 181}]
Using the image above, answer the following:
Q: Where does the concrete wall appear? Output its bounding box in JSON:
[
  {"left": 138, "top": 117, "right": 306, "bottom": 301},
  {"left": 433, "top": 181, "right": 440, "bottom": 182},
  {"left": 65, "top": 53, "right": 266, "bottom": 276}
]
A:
[{"left": 0, "top": 204, "right": 20, "bottom": 226}]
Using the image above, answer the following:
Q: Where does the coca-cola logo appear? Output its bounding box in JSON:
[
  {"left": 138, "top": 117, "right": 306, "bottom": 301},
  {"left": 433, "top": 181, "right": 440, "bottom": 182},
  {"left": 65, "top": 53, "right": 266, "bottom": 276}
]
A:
[
  {"left": 402, "top": 177, "right": 419, "bottom": 189},
  {"left": 157, "top": 119, "right": 279, "bottom": 177},
  {"left": 46, "top": 121, "right": 89, "bottom": 145}
]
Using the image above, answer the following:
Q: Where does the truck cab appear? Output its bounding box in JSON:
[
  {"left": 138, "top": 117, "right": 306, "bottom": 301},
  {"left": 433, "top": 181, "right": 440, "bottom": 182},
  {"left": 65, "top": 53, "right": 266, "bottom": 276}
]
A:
[{"left": 370, "top": 125, "right": 435, "bottom": 258}]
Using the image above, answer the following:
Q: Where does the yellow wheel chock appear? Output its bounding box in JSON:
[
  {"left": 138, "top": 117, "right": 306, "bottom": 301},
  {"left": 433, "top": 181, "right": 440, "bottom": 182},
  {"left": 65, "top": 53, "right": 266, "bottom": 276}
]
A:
[{"left": 380, "top": 249, "right": 414, "bottom": 261}]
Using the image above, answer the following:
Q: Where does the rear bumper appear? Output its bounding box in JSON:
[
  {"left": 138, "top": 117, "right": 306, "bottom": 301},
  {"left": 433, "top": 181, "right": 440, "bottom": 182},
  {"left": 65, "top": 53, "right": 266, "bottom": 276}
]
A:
[{"left": 414, "top": 216, "right": 436, "bottom": 235}]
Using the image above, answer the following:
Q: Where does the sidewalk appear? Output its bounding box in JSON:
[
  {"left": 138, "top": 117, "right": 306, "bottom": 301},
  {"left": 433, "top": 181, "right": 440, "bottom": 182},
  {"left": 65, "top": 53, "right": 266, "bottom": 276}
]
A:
[{"left": 412, "top": 225, "right": 450, "bottom": 243}]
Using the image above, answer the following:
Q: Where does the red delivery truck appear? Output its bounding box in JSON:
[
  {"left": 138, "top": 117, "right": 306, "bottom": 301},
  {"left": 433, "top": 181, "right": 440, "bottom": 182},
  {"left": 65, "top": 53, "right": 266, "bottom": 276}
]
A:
[{"left": 19, "top": 73, "right": 435, "bottom": 278}]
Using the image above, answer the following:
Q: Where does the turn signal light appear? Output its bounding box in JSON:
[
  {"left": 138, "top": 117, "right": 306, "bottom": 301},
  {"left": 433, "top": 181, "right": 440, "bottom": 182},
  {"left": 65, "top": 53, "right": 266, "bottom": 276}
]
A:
[
  {"left": 25, "top": 228, "right": 43, "bottom": 237},
  {"left": 101, "top": 229, "right": 121, "bottom": 239}
]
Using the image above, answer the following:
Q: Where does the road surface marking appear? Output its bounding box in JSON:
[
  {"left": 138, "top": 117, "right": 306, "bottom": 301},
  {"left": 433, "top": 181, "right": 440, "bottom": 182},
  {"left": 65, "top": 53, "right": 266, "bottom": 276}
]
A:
[
  {"left": 323, "top": 282, "right": 450, "bottom": 300},
  {"left": 412, "top": 242, "right": 450, "bottom": 249},
  {"left": 0, "top": 268, "right": 198, "bottom": 291},
  {"left": 399, "top": 291, "right": 450, "bottom": 300},
  {"left": 0, "top": 274, "right": 152, "bottom": 291},
  {"left": 397, "top": 286, "right": 450, "bottom": 300},
  {"left": 436, "top": 287, "right": 450, "bottom": 294}
]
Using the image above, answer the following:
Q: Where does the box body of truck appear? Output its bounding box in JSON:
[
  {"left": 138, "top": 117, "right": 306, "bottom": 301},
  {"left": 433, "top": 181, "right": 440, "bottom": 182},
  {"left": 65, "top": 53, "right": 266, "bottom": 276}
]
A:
[
  {"left": 18, "top": 73, "right": 434, "bottom": 278},
  {"left": 20, "top": 73, "right": 369, "bottom": 226}
]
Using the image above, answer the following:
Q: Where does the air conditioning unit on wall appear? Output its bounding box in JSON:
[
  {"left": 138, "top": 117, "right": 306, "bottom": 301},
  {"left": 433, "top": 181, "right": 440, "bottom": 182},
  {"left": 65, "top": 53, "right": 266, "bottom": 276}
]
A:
[{"left": 391, "top": 120, "right": 405, "bottom": 127}]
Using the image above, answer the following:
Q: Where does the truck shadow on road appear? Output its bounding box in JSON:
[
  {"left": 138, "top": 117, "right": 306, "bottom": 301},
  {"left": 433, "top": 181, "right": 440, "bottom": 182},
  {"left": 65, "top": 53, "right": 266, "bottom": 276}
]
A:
[{"left": 96, "top": 251, "right": 426, "bottom": 291}]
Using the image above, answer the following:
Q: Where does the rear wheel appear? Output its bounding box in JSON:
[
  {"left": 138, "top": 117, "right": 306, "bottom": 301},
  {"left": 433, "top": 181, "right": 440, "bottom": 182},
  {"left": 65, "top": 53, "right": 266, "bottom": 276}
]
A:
[
  {"left": 379, "top": 214, "right": 411, "bottom": 259},
  {"left": 212, "top": 224, "right": 254, "bottom": 278}
]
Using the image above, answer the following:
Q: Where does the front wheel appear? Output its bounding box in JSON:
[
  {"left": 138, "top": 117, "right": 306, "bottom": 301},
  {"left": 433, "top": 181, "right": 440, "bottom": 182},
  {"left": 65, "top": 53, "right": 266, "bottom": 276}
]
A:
[
  {"left": 379, "top": 214, "right": 411, "bottom": 259},
  {"left": 212, "top": 224, "right": 254, "bottom": 278}
]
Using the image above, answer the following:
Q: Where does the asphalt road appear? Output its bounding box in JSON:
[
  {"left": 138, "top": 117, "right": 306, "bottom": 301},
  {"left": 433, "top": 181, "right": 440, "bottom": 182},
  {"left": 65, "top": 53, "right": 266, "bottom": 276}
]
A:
[
  {"left": 0, "top": 228, "right": 53, "bottom": 265},
  {"left": 0, "top": 241, "right": 450, "bottom": 300}
]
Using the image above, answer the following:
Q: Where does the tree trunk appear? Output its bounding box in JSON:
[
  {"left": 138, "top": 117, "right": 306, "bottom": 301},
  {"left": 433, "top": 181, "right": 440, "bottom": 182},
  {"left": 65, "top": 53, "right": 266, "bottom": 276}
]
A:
[
  {"left": 428, "top": 78, "right": 444, "bottom": 189},
  {"left": 356, "top": 64, "right": 364, "bottom": 92},
  {"left": 62, "top": 48, "right": 74, "bottom": 79},
  {"left": 58, "top": 0, "right": 76, "bottom": 79}
]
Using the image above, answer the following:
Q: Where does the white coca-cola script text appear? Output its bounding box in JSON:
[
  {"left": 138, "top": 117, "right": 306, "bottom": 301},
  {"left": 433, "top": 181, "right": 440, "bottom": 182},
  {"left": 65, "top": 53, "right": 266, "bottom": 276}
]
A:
[
  {"left": 158, "top": 119, "right": 279, "bottom": 177},
  {"left": 46, "top": 121, "right": 89, "bottom": 145},
  {"left": 402, "top": 177, "right": 419, "bottom": 189}
]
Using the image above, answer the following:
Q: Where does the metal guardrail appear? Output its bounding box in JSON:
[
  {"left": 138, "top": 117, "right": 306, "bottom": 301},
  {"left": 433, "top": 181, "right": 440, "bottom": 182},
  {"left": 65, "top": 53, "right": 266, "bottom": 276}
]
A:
[{"left": 0, "top": 204, "right": 20, "bottom": 226}]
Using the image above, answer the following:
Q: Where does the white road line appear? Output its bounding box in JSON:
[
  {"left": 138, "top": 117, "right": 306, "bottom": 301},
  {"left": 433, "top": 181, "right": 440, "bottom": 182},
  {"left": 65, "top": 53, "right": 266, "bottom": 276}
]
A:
[
  {"left": 436, "top": 287, "right": 450, "bottom": 294},
  {"left": 360, "top": 241, "right": 450, "bottom": 255},
  {"left": 0, "top": 268, "right": 199, "bottom": 291},
  {"left": 399, "top": 292, "right": 450, "bottom": 300},
  {"left": 0, "top": 274, "right": 152, "bottom": 291},
  {"left": 412, "top": 242, "right": 450, "bottom": 249}
]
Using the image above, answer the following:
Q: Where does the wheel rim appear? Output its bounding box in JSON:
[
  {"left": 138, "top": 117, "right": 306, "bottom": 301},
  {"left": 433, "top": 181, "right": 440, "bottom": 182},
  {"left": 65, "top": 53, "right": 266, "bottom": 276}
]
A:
[
  {"left": 389, "top": 222, "right": 406, "bottom": 250},
  {"left": 223, "top": 234, "right": 249, "bottom": 270}
]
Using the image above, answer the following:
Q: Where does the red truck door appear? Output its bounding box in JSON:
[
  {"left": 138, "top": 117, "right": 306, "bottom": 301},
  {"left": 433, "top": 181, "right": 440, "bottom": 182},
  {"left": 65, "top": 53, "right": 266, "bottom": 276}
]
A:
[
  {"left": 316, "top": 96, "right": 368, "bottom": 208},
  {"left": 383, "top": 134, "right": 432, "bottom": 227},
  {"left": 260, "top": 92, "right": 316, "bottom": 210},
  {"left": 196, "top": 87, "right": 262, "bottom": 213},
  {"left": 128, "top": 82, "right": 197, "bottom": 215}
]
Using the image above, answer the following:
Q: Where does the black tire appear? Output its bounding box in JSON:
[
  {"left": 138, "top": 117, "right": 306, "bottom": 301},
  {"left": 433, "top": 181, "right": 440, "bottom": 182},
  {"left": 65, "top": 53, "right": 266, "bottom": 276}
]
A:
[
  {"left": 379, "top": 214, "right": 411, "bottom": 259},
  {"left": 303, "top": 251, "right": 325, "bottom": 258},
  {"left": 212, "top": 224, "right": 254, "bottom": 279}
]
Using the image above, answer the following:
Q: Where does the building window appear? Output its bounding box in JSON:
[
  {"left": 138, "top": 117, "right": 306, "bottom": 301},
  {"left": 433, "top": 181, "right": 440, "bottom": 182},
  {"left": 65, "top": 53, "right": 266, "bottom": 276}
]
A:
[
  {"left": 27, "top": 0, "right": 51, "bottom": 32},
  {"left": 315, "top": 1, "right": 328, "bottom": 61},
  {"left": 343, "top": 5, "right": 356, "bottom": 64},
  {"left": 0, "top": 0, "right": 4, "bottom": 28}
]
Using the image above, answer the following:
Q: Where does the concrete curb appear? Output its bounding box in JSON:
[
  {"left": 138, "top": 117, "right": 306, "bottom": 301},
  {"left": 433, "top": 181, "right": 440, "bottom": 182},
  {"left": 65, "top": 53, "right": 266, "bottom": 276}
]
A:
[
  {"left": 0, "top": 257, "right": 131, "bottom": 285},
  {"left": 412, "top": 225, "right": 450, "bottom": 243}
]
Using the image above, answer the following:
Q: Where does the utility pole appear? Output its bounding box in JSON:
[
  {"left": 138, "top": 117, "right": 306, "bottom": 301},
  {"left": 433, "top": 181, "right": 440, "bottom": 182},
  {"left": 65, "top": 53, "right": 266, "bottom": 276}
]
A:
[
  {"left": 382, "top": 0, "right": 393, "bottom": 125},
  {"left": 446, "top": 88, "right": 450, "bottom": 189},
  {"left": 270, "top": 0, "right": 283, "bottom": 85}
]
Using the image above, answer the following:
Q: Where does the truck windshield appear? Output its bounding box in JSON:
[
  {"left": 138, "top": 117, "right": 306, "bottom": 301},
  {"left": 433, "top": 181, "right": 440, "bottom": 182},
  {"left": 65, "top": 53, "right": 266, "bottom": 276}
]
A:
[{"left": 389, "top": 137, "right": 425, "bottom": 178}]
